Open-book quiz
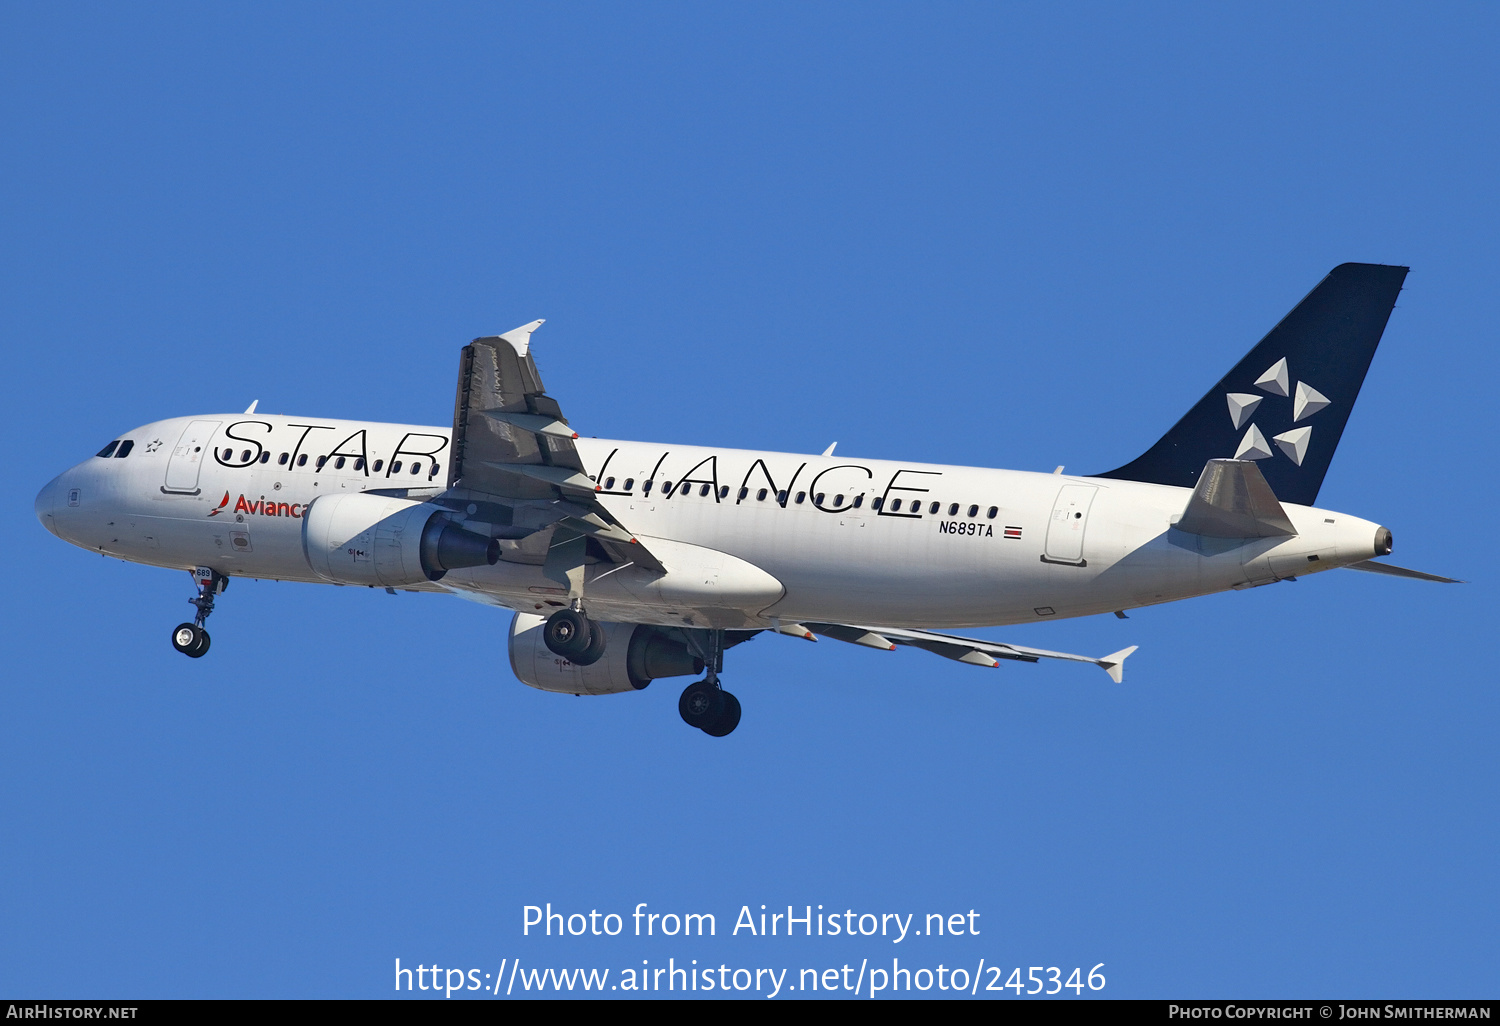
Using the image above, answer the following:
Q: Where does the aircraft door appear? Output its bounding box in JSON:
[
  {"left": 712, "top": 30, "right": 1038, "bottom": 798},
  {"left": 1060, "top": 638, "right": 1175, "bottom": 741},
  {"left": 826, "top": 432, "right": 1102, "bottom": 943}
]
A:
[
  {"left": 1043, "top": 484, "right": 1097, "bottom": 566},
  {"left": 163, "top": 420, "right": 220, "bottom": 494}
]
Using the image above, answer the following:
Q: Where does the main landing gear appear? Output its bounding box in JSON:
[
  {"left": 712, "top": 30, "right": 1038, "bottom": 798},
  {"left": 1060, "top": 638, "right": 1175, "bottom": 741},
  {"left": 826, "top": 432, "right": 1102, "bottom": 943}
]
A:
[
  {"left": 678, "top": 629, "right": 741, "bottom": 737},
  {"left": 541, "top": 607, "right": 606, "bottom": 665},
  {"left": 171, "top": 567, "right": 226, "bottom": 659}
]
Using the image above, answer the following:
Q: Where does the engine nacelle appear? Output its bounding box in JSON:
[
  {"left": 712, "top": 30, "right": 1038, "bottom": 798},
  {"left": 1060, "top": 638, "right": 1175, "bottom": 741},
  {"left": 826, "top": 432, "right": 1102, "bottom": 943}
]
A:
[
  {"left": 508, "top": 613, "right": 703, "bottom": 695},
  {"left": 302, "top": 492, "right": 498, "bottom": 588}
]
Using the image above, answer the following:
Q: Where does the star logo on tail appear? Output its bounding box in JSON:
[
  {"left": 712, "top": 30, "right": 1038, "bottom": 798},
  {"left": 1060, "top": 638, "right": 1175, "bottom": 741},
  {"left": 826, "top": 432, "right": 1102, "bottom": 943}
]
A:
[{"left": 1225, "top": 358, "right": 1330, "bottom": 466}]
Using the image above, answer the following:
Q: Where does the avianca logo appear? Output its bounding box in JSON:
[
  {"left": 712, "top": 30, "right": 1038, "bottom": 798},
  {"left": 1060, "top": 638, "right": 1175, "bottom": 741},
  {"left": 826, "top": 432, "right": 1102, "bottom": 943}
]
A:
[{"left": 206, "top": 492, "right": 305, "bottom": 519}]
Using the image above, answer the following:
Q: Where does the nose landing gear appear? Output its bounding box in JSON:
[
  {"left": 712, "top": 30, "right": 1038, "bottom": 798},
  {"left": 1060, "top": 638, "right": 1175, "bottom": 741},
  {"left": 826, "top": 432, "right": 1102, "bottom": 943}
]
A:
[
  {"left": 171, "top": 567, "right": 226, "bottom": 658},
  {"left": 678, "top": 629, "right": 741, "bottom": 737}
]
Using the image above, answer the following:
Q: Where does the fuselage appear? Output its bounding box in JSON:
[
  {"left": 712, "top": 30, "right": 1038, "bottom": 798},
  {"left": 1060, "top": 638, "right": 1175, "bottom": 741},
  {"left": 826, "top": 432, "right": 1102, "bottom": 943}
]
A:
[{"left": 35, "top": 412, "right": 1389, "bottom": 630}]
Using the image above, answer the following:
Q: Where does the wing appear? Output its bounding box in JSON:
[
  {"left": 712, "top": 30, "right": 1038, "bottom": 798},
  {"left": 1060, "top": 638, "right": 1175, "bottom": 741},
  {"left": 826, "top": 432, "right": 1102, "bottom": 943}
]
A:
[
  {"left": 784, "top": 621, "right": 1138, "bottom": 683},
  {"left": 447, "top": 321, "right": 664, "bottom": 574}
]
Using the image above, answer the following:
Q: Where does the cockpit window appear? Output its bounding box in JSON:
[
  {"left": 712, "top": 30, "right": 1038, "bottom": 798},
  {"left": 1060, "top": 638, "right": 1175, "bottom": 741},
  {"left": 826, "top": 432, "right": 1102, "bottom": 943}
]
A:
[
  {"left": 115, "top": 440, "right": 135, "bottom": 458},
  {"left": 95, "top": 441, "right": 119, "bottom": 458}
]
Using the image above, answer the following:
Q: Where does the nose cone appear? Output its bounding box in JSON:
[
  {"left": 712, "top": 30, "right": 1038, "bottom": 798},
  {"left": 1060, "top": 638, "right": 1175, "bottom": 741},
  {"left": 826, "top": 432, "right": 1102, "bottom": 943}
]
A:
[{"left": 35, "top": 475, "right": 61, "bottom": 536}]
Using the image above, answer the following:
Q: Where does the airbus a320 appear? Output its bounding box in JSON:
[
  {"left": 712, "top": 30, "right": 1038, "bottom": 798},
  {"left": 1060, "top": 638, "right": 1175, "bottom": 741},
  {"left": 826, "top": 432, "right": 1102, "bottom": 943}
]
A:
[{"left": 35, "top": 263, "right": 1455, "bottom": 736}]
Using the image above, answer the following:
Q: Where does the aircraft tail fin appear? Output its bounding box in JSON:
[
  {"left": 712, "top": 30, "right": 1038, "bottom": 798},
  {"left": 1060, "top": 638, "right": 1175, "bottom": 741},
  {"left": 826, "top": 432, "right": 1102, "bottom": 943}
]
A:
[{"left": 1095, "top": 263, "right": 1408, "bottom": 506}]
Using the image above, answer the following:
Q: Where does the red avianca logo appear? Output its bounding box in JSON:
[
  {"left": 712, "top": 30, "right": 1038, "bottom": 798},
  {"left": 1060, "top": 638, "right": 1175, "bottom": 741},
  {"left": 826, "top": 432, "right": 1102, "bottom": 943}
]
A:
[{"left": 206, "top": 492, "right": 305, "bottom": 519}]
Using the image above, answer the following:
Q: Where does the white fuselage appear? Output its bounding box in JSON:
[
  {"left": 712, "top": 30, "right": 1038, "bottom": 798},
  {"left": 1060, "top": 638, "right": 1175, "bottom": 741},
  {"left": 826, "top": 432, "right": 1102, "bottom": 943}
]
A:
[{"left": 35, "top": 412, "right": 1388, "bottom": 630}]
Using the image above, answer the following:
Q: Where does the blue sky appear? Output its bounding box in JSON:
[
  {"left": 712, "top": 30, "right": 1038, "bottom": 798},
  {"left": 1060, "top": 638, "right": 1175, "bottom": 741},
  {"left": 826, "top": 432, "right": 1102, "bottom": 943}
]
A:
[{"left": 2, "top": 3, "right": 1495, "bottom": 998}]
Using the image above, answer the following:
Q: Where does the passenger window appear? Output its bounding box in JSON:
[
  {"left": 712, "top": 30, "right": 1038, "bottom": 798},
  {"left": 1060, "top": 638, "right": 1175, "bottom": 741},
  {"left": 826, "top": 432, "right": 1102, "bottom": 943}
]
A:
[
  {"left": 96, "top": 441, "right": 119, "bottom": 458},
  {"left": 779, "top": 490, "right": 789, "bottom": 504},
  {"left": 604, "top": 477, "right": 615, "bottom": 489},
  {"left": 948, "top": 503, "right": 959, "bottom": 516},
  {"left": 987, "top": 506, "right": 998, "bottom": 519},
  {"left": 871, "top": 496, "right": 883, "bottom": 511},
  {"left": 756, "top": 488, "right": 767, "bottom": 501},
  {"left": 354, "top": 458, "right": 364, "bottom": 471},
  {"left": 430, "top": 464, "right": 440, "bottom": 477},
  {"left": 852, "top": 494, "right": 863, "bottom": 508},
  {"left": 411, "top": 462, "right": 422, "bottom": 475},
  {"left": 680, "top": 482, "right": 691, "bottom": 496},
  {"left": 623, "top": 478, "right": 634, "bottom": 490},
  {"left": 643, "top": 480, "right": 653, "bottom": 494},
  {"left": 929, "top": 502, "right": 939, "bottom": 514},
  {"left": 738, "top": 487, "right": 749, "bottom": 500},
  {"left": 391, "top": 460, "right": 402, "bottom": 473},
  {"left": 719, "top": 486, "right": 729, "bottom": 499},
  {"left": 259, "top": 452, "right": 270, "bottom": 464},
  {"left": 297, "top": 454, "right": 308, "bottom": 467},
  {"left": 335, "top": 457, "right": 346, "bottom": 469},
  {"left": 115, "top": 440, "right": 135, "bottom": 458},
  {"left": 891, "top": 498, "right": 903, "bottom": 512},
  {"left": 241, "top": 450, "right": 252, "bottom": 462},
  {"left": 222, "top": 448, "right": 233, "bottom": 461},
  {"left": 316, "top": 456, "right": 327, "bottom": 470},
  {"left": 699, "top": 483, "right": 710, "bottom": 496},
  {"left": 834, "top": 494, "right": 844, "bottom": 506},
  {"left": 815, "top": 493, "right": 825, "bottom": 505},
  {"left": 967, "top": 505, "right": 978, "bottom": 517},
  {"left": 278, "top": 453, "right": 289, "bottom": 465},
  {"left": 795, "top": 492, "right": 806, "bottom": 504},
  {"left": 372, "top": 459, "right": 383, "bottom": 472}
]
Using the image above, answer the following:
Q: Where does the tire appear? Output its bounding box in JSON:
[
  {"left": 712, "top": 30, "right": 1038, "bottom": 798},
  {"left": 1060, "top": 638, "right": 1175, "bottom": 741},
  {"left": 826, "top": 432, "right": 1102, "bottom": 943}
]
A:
[
  {"left": 678, "top": 681, "right": 726, "bottom": 729},
  {"left": 573, "top": 618, "right": 607, "bottom": 666},
  {"left": 542, "top": 608, "right": 591, "bottom": 660},
  {"left": 701, "top": 691, "right": 741, "bottom": 737},
  {"left": 172, "top": 623, "right": 207, "bottom": 658}
]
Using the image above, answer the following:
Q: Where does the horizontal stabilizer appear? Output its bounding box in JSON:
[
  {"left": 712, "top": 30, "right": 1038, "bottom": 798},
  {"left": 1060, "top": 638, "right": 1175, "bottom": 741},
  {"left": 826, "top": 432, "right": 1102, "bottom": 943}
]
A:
[
  {"left": 1175, "top": 459, "right": 1296, "bottom": 539},
  {"left": 1343, "top": 560, "right": 1463, "bottom": 584}
]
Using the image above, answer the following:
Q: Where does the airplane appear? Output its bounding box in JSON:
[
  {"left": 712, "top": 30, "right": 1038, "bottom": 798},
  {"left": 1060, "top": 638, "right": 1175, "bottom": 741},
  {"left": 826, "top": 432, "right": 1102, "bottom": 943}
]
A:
[{"left": 34, "top": 263, "right": 1457, "bottom": 737}]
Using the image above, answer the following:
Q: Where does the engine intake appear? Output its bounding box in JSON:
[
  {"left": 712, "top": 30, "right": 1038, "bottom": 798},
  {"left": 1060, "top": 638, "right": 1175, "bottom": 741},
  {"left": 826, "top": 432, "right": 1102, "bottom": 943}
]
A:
[{"left": 303, "top": 492, "right": 498, "bottom": 588}]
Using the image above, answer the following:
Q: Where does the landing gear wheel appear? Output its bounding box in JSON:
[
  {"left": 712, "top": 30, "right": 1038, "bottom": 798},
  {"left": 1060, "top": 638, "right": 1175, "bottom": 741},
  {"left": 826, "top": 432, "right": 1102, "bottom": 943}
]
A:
[
  {"left": 172, "top": 623, "right": 209, "bottom": 658},
  {"left": 678, "top": 680, "right": 726, "bottom": 729},
  {"left": 542, "top": 608, "right": 592, "bottom": 661},
  {"left": 575, "top": 618, "right": 607, "bottom": 666},
  {"left": 701, "top": 690, "right": 741, "bottom": 737}
]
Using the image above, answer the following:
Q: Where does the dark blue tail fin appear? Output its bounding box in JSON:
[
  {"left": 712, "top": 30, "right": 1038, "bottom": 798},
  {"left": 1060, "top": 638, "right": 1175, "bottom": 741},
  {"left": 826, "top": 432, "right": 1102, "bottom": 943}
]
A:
[{"left": 1095, "top": 262, "right": 1408, "bottom": 506}]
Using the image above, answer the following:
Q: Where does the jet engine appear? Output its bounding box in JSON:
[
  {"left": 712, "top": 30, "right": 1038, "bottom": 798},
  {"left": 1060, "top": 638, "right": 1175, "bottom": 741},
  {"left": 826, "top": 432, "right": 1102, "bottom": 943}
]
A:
[
  {"left": 508, "top": 613, "right": 703, "bottom": 695},
  {"left": 302, "top": 492, "right": 498, "bottom": 588}
]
